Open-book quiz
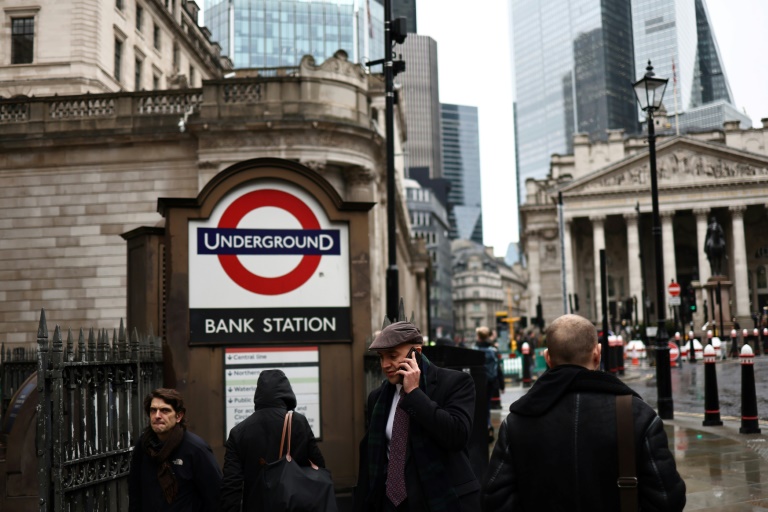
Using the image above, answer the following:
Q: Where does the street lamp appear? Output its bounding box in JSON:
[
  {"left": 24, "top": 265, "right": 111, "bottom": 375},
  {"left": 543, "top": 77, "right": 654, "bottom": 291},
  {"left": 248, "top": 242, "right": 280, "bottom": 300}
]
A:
[{"left": 633, "top": 60, "right": 673, "bottom": 420}]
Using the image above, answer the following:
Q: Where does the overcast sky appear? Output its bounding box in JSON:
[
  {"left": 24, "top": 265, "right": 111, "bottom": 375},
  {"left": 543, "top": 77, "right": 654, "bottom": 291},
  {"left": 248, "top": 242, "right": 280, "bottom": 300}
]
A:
[{"left": 417, "top": 0, "right": 768, "bottom": 258}]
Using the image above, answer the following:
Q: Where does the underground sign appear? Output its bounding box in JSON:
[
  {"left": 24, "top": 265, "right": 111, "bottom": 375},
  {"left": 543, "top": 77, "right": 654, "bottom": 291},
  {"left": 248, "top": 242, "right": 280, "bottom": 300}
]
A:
[{"left": 188, "top": 180, "right": 351, "bottom": 345}]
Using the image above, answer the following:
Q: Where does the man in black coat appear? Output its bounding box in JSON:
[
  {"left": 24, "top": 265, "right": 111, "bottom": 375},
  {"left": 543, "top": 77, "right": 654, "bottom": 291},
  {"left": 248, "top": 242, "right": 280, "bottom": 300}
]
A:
[
  {"left": 219, "top": 369, "right": 326, "bottom": 511},
  {"left": 128, "top": 388, "right": 222, "bottom": 512},
  {"left": 482, "top": 314, "right": 686, "bottom": 511},
  {"left": 355, "top": 321, "right": 480, "bottom": 511}
]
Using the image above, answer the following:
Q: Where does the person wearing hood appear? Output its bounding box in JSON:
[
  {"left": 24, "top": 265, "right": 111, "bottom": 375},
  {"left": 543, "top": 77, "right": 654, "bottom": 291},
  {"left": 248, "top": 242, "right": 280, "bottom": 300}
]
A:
[
  {"left": 354, "top": 321, "right": 480, "bottom": 512},
  {"left": 482, "top": 314, "right": 685, "bottom": 511},
  {"left": 218, "top": 369, "right": 326, "bottom": 512}
]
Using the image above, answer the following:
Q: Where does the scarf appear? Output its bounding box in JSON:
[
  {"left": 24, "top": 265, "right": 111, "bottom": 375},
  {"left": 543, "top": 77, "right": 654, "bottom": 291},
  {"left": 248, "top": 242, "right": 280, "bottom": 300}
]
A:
[
  {"left": 366, "top": 355, "right": 460, "bottom": 511},
  {"left": 142, "top": 425, "right": 185, "bottom": 504}
]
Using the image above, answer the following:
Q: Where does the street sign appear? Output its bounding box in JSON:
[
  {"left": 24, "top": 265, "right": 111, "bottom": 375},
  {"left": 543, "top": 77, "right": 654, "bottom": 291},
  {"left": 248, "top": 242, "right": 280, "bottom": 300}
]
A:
[
  {"left": 669, "top": 296, "right": 681, "bottom": 306},
  {"left": 668, "top": 282, "right": 681, "bottom": 296},
  {"left": 669, "top": 341, "right": 680, "bottom": 362}
]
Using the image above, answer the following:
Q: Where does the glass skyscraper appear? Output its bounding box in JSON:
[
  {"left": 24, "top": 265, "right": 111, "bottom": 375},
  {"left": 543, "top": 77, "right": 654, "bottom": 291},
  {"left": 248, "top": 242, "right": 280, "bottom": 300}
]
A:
[
  {"left": 631, "top": 0, "right": 750, "bottom": 132},
  {"left": 204, "top": 0, "right": 384, "bottom": 69},
  {"left": 511, "top": 0, "right": 638, "bottom": 195},
  {"left": 441, "top": 103, "right": 483, "bottom": 245}
]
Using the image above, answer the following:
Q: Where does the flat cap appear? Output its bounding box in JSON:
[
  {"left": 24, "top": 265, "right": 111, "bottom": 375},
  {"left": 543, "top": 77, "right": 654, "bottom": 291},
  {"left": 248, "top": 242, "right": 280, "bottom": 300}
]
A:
[{"left": 369, "top": 321, "right": 423, "bottom": 350}]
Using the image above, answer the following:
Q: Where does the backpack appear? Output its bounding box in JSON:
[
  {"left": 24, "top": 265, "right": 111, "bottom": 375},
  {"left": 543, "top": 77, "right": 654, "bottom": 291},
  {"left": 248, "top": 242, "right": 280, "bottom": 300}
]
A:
[{"left": 477, "top": 345, "right": 499, "bottom": 381}]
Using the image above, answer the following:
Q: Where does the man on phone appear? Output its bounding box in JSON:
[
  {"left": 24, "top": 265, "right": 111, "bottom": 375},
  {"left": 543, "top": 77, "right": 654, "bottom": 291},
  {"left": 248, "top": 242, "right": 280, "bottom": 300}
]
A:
[{"left": 354, "top": 321, "right": 480, "bottom": 511}]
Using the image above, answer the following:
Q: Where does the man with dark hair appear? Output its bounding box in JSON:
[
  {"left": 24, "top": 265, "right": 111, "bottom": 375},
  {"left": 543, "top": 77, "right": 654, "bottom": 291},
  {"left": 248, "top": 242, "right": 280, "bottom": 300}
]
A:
[
  {"left": 482, "top": 314, "right": 685, "bottom": 511},
  {"left": 354, "top": 321, "right": 480, "bottom": 511},
  {"left": 129, "top": 388, "right": 222, "bottom": 511}
]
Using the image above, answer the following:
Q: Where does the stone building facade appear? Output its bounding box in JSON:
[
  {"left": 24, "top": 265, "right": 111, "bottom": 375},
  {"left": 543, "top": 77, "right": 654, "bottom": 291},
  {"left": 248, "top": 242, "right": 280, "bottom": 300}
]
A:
[
  {"left": 0, "top": 0, "right": 230, "bottom": 97},
  {"left": 0, "top": 52, "right": 428, "bottom": 344},
  {"left": 521, "top": 119, "right": 768, "bottom": 334}
]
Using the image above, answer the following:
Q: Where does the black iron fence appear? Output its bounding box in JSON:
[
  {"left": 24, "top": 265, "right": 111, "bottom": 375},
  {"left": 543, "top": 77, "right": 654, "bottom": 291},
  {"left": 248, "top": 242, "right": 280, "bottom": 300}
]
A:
[
  {"left": 35, "top": 310, "right": 163, "bottom": 512},
  {"left": 0, "top": 344, "right": 37, "bottom": 420}
]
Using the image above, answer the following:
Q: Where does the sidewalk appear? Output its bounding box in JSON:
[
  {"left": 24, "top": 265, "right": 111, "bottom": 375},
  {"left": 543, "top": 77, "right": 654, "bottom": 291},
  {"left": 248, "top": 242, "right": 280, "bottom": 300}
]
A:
[{"left": 492, "top": 373, "right": 768, "bottom": 511}]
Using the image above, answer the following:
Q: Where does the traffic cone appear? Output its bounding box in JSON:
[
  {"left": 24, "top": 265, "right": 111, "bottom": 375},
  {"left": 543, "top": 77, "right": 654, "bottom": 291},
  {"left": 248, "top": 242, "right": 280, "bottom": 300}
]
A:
[
  {"left": 740, "top": 344, "right": 761, "bottom": 434},
  {"left": 702, "top": 344, "right": 723, "bottom": 426},
  {"left": 630, "top": 341, "right": 639, "bottom": 366}
]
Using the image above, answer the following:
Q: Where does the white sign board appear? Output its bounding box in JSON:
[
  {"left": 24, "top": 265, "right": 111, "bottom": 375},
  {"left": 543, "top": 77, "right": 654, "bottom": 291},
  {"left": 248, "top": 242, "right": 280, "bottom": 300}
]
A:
[
  {"left": 188, "top": 180, "right": 351, "bottom": 344},
  {"left": 224, "top": 346, "right": 321, "bottom": 438},
  {"left": 668, "top": 296, "right": 681, "bottom": 306}
]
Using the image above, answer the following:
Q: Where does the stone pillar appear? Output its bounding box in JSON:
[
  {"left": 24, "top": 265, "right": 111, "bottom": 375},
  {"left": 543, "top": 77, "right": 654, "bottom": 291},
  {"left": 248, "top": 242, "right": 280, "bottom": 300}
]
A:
[
  {"left": 527, "top": 229, "right": 541, "bottom": 320},
  {"left": 694, "top": 208, "right": 711, "bottom": 284},
  {"left": 624, "top": 212, "right": 642, "bottom": 311},
  {"left": 591, "top": 215, "right": 606, "bottom": 323},
  {"left": 563, "top": 218, "right": 575, "bottom": 312},
  {"left": 730, "top": 205, "right": 750, "bottom": 317},
  {"left": 661, "top": 210, "right": 677, "bottom": 310}
]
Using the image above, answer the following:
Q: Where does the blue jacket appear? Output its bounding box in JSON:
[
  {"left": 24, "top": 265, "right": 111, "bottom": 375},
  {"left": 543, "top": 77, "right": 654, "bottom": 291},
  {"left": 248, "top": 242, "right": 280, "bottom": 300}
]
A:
[{"left": 128, "top": 430, "right": 222, "bottom": 512}]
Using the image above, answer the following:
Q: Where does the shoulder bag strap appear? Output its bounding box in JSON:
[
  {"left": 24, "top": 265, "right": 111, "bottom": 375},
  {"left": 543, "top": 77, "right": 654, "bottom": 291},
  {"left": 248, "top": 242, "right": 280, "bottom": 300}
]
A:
[
  {"left": 278, "top": 411, "right": 292, "bottom": 459},
  {"left": 616, "top": 395, "right": 638, "bottom": 512}
]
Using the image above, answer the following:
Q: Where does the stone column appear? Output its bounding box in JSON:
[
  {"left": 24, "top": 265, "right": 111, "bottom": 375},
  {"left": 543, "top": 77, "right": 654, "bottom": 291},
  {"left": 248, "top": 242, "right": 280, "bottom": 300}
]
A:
[
  {"left": 624, "top": 212, "right": 642, "bottom": 311},
  {"left": 730, "top": 205, "right": 750, "bottom": 317},
  {"left": 563, "top": 218, "right": 575, "bottom": 313},
  {"left": 591, "top": 215, "right": 606, "bottom": 322},
  {"left": 660, "top": 210, "right": 677, "bottom": 310},
  {"left": 527, "top": 229, "right": 541, "bottom": 320},
  {"left": 694, "top": 208, "right": 711, "bottom": 284}
]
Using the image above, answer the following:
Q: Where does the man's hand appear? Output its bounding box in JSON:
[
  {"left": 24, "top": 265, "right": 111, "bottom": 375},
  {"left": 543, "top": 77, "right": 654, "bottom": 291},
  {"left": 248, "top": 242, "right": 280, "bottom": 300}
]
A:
[{"left": 398, "top": 351, "right": 421, "bottom": 393}]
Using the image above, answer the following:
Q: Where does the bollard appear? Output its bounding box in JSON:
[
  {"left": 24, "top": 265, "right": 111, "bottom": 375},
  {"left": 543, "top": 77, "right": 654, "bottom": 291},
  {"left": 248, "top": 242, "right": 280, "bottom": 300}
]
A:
[
  {"left": 607, "top": 335, "right": 618, "bottom": 374},
  {"left": 630, "top": 341, "right": 640, "bottom": 366},
  {"left": 753, "top": 328, "right": 762, "bottom": 357},
  {"left": 743, "top": 328, "right": 750, "bottom": 354},
  {"left": 739, "top": 344, "right": 761, "bottom": 434},
  {"left": 521, "top": 342, "right": 532, "bottom": 388},
  {"left": 677, "top": 331, "right": 688, "bottom": 361},
  {"left": 730, "top": 329, "right": 739, "bottom": 359},
  {"left": 688, "top": 330, "right": 697, "bottom": 363},
  {"left": 763, "top": 328, "right": 768, "bottom": 356},
  {"left": 617, "top": 335, "right": 625, "bottom": 375},
  {"left": 702, "top": 344, "right": 723, "bottom": 426}
]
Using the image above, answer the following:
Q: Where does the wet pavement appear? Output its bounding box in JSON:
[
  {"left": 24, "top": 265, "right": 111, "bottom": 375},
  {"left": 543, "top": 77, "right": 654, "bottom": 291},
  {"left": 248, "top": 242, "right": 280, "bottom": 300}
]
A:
[{"left": 491, "top": 360, "right": 768, "bottom": 510}]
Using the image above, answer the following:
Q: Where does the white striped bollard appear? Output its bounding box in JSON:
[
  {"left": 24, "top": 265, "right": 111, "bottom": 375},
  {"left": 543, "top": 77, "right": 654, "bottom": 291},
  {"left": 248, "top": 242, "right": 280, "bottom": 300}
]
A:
[
  {"left": 739, "top": 344, "right": 761, "bottom": 434},
  {"left": 702, "top": 344, "right": 723, "bottom": 426}
]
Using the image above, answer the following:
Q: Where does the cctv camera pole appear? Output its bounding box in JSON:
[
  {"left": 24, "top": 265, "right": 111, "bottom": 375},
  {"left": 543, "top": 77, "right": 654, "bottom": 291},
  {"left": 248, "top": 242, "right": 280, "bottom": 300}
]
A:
[{"left": 384, "top": 0, "right": 399, "bottom": 320}]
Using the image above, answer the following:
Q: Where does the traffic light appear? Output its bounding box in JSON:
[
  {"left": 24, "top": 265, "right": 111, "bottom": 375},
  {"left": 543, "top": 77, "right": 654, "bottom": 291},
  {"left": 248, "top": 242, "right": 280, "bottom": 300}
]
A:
[{"left": 689, "top": 286, "right": 697, "bottom": 313}]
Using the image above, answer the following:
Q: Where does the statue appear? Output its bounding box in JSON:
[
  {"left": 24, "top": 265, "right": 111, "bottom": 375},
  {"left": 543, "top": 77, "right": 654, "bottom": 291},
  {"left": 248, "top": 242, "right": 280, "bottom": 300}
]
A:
[{"left": 704, "top": 216, "right": 727, "bottom": 277}]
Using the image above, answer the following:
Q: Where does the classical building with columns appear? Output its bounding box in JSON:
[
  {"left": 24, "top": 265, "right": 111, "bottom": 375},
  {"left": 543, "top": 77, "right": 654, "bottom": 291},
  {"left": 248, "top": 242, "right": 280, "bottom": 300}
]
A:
[{"left": 521, "top": 119, "right": 768, "bottom": 334}]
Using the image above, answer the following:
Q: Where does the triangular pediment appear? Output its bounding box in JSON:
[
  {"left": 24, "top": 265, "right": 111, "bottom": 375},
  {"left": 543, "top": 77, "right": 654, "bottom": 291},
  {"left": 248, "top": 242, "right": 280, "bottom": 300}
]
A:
[{"left": 560, "top": 137, "right": 768, "bottom": 197}]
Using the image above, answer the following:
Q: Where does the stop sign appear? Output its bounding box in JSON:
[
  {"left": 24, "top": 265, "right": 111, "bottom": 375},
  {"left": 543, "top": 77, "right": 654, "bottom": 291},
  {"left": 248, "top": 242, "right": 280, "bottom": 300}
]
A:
[{"left": 668, "top": 282, "right": 681, "bottom": 296}]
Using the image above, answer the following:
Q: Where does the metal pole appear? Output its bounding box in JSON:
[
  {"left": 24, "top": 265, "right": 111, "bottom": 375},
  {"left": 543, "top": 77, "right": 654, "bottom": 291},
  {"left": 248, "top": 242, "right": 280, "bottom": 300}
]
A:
[
  {"left": 384, "top": 0, "right": 399, "bottom": 320},
  {"left": 648, "top": 109, "right": 673, "bottom": 419},
  {"left": 600, "top": 249, "right": 609, "bottom": 371},
  {"left": 558, "top": 192, "right": 567, "bottom": 314}
]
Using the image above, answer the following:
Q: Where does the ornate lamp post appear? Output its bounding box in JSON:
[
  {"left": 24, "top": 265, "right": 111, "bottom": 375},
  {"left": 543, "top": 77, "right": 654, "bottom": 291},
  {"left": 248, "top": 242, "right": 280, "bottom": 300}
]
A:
[{"left": 633, "top": 61, "right": 674, "bottom": 419}]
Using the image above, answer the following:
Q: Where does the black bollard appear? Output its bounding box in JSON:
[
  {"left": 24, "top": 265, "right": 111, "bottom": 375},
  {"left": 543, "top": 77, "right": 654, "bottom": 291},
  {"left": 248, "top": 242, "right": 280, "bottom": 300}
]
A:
[
  {"left": 743, "top": 329, "right": 750, "bottom": 354},
  {"left": 763, "top": 328, "right": 768, "bottom": 356},
  {"left": 521, "top": 342, "right": 532, "bottom": 388},
  {"left": 702, "top": 344, "right": 723, "bottom": 426},
  {"left": 753, "top": 328, "right": 762, "bottom": 357},
  {"left": 617, "top": 335, "right": 625, "bottom": 376},
  {"left": 730, "top": 329, "right": 739, "bottom": 359},
  {"left": 688, "top": 330, "right": 697, "bottom": 363},
  {"left": 739, "top": 344, "right": 761, "bottom": 434},
  {"left": 608, "top": 335, "right": 618, "bottom": 374}
]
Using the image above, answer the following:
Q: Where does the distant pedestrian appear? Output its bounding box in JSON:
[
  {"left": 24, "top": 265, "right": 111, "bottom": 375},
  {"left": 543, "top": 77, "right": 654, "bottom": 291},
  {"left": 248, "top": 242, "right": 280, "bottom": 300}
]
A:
[
  {"left": 482, "top": 314, "right": 685, "bottom": 511},
  {"left": 474, "top": 326, "right": 500, "bottom": 441},
  {"left": 128, "top": 388, "right": 222, "bottom": 512},
  {"left": 218, "top": 369, "right": 326, "bottom": 512}
]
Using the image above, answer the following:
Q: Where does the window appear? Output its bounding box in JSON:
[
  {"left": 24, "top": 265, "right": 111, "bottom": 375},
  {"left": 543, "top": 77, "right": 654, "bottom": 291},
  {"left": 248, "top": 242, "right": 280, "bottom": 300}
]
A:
[
  {"left": 11, "top": 18, "right": 34, "bottom": 64},
  {"left": 189, "top": 65, "right": 195, "bottom": 87},
  {"left": 153, "top": 74, "right": 160, "bottom": 90},
  {"left": 114, "top": 38, "right": 123, "bottom": 81},
  {"left": 136, "top": 5, "right": 144, "bottom": 32},
  {"left": 135, "top": 58, "right": 142, "bottom": 90},
  {"left": 153, "top": 24, "right": 161, "bottom": 50},
  {"left": 116, "top": 0, "right": 123, "bottom": 10},
  {"left": 172, "top": 42, "right": 180, "bottom": 69}
]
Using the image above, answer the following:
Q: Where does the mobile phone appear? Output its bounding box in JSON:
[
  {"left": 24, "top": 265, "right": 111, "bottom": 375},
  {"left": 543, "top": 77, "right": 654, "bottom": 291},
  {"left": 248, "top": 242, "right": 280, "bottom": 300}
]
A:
[{"left": 405, "top": 347, "right": 422, "bottom": 365}]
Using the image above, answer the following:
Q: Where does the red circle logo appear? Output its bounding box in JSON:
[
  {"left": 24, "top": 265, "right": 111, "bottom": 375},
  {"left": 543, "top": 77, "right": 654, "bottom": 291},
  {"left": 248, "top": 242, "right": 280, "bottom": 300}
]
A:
[{"left": 217, "top": 189, "right": 321, "bottom": 295}]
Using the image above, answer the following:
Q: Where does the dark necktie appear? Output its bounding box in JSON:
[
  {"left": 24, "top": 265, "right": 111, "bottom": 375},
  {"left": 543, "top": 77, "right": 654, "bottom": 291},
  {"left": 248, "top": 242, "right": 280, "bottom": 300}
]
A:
[{"left": 386, "top": 389, "right": 409, "bottom": 506}]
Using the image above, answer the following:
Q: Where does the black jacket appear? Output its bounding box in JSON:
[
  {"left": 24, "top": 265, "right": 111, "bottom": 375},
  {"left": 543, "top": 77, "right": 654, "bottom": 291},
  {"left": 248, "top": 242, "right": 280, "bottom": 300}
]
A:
[
  {"left": 355, "top": 360, "right": 481, "bottom": 511},
  {"left": 219, "top": 369, "right": 325, "bottom": 512},
  {"left": 128, "top": 429, "right": 222, "bottom": 512},
  {"left": 482, "top": 365, "right": 686, "bottom": 511}
]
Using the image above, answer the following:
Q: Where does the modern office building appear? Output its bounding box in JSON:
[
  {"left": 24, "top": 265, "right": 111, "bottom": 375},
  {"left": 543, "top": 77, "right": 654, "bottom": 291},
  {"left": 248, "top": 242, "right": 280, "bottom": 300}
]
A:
[
  {"left": 203, "top": 0, "right": 385, "bottom": 69},
  {"left": 441, "top": 103, "right": 483, "bottom": 245},
  {"left": 511, "top": 0, "right": 638, "bottom": 194},
  {"left": 405, "top": 179, "right": 453, "bottom": 339},
  {"left": 631, "top": 0, "right": 751, "bottom": 132},
  {"left": 399, "top": 34, "right": 442, "bottom": 178}
]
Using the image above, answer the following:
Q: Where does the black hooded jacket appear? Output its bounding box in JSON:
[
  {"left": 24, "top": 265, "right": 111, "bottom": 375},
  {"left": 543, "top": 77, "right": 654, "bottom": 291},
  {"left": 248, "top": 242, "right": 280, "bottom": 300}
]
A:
[
  {"left": 482, "top": 365, "right": 686, "bottom": 511},
  {"left": 218, "top": 369, "right": 325, "bottom": 512}
]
